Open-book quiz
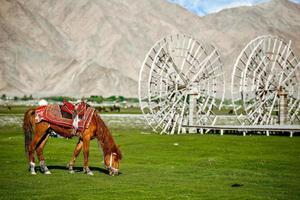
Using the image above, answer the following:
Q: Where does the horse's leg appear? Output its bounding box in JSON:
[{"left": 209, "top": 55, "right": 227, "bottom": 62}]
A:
[
  {"left": 82, "top": 132, "right": 93, "bottom": 176},
  {"left": 67, "top": 138, "right": 83, "bottom": 174},
  {"left": 36, "top": 134, "right": 51, "bottom": 174},
  {"left": 28, "top": 122, "right": 49, "bottom": 175}
]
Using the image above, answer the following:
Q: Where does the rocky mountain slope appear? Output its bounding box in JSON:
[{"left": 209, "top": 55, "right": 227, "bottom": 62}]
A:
[{"left": 0, "top": 0, "right": 299, "bottom": 97}]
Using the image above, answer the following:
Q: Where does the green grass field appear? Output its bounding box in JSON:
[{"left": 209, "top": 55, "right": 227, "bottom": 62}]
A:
[{"left": 0, "top": 124, "right": 299, "bottom": 199}]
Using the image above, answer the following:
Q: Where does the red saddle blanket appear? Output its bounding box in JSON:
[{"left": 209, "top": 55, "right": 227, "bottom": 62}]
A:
[{"left": 35, "top": 104, "right": 95, "bottom": 132}]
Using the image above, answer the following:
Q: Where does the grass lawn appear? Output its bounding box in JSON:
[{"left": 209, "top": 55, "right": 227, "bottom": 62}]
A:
[
  {"left": 0, "top": 125, "right": 299, "bottom": 199},
  {"left": 0, "top": 105, "right": 35, "bottom": 115}
]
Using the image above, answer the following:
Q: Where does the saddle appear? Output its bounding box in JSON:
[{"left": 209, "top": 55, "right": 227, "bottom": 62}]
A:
[
  {"left": 61, "top": 100, "right": 87, "bottom": 117},
  {"left": 35, "top": 101, "right": 95, "bottom": 134}
]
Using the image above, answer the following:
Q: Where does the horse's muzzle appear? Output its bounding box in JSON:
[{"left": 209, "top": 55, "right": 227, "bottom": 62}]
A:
[{"left": 108, "top": 168, "right": 119, "bottom": 176}]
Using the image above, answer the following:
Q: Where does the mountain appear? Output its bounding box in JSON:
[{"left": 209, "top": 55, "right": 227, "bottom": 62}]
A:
[{"left": 0, "top": 0, "right": 299, "bottom": 97}]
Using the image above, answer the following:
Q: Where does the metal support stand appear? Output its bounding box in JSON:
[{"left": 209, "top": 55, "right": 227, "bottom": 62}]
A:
[
  {"left": 278, "top": 86, "right": 288, "bottom": 125},
  {"left": 188, "top": 90, "right": 198, "bottom": 133}
]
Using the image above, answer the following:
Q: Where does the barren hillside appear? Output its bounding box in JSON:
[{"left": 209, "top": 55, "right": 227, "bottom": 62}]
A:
[{"left": 0, "top": 0, "right": 299, "bottom": 97}]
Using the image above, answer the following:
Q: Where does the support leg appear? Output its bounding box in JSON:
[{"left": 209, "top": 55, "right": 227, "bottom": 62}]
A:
[{"left": 200, "top": 128, "right": 203, "bottom": 135}]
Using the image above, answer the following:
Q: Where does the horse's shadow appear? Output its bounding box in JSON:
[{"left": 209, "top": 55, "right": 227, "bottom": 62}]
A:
[{"left": 42, "top": 165, "right": 110, "bottom": 175}]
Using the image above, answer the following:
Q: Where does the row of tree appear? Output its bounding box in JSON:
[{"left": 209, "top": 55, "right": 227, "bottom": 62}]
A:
[
  {"left": 1, "top": 94, "right": 34, "bottom": 101},
  {"left": 0, "top": 94, "right": 139, "bottom": 103}
]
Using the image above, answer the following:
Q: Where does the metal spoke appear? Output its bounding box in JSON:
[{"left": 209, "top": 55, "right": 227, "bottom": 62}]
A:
[
  {"left": 139, "top": 33, "right": 225, "bottom": 134},
  {"left": 231, "top": 35, "right": 300, "bottom": 125}
]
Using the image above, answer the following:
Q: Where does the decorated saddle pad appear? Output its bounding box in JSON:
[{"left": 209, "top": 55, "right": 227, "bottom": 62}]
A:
[{"left": 35, "top": 104, "right": 95, "bottom": 132}]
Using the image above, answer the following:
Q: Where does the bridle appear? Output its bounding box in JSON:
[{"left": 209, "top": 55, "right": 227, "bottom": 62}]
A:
[{"left": 106, "top": 152, "right": 119, "bottom": 174}]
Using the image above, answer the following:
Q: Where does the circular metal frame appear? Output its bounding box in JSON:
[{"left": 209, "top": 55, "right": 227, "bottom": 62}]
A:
[
  {"left": 139, "top": 33, "right": 225, "bottom": 134},
  {"left": 231, "top": 35, "right": 300, "bottom": 125}
]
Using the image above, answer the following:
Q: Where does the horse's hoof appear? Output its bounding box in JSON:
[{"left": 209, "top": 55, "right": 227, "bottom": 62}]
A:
[
  {"left": 87, "top": 171, "right": 94, "bottom": 176},
  {"left": 45, "top": 171, "right": 51, "bottom": 175},
  {"left": 69, "top": 170, "right": 75, "bottom": 174},
  {"left": 31, "top": 171, "right": 37, "bottom": 175}
]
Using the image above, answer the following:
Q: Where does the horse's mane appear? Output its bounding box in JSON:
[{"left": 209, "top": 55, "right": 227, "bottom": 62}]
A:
[{"left": 94, "top": 112, "right": 122, "bottom": 160}]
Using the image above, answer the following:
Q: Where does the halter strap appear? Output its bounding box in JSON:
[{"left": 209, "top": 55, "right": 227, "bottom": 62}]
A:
[
  {"left": 109, "top": 153, "right": 114, "bottom": 168},
  {"left": 107, "top": 152, "right": 118, "bottom": 173}
]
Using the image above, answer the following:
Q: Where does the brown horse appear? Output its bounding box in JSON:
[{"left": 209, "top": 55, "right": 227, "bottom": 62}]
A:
[{"left": 23, "top": 108, "right": 122, "bottom": 176}]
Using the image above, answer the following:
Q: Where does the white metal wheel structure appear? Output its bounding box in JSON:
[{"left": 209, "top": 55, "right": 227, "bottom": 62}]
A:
[
  {"left": 231, "top": 35, "right": 300, "bottom": 125},
  {"left": 139, "top": 33, "right": 225, "bottom": 134}
]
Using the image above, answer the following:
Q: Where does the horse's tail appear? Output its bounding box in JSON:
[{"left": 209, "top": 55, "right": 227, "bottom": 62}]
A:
[{"left": 23, "top": 108, "right": 35, "bottom": 153}]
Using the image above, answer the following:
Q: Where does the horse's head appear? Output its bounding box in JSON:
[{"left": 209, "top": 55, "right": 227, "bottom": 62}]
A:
[{"left": 104, "top": 152, "right": 121, "bottom": 176}]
